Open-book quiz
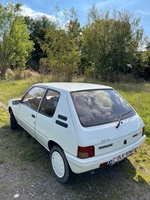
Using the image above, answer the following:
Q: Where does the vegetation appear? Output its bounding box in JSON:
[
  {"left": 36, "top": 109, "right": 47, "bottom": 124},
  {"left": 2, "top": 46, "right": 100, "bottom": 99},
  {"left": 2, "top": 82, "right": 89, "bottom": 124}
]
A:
[
  {"left": 81, "top": 6, "right": 145, "bottom": 80},
  {"left": 0, "top": 3, "right": 34, "bottom": 76},
  {"left": 0, "top": 2, "right": 150, "bottom": 81}
]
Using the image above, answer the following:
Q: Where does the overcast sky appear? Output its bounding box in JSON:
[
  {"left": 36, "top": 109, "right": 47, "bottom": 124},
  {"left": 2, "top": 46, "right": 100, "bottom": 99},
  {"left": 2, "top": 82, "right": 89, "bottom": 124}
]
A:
[{"left": 1, "top": 0, "right": 150, "bottom": 38}]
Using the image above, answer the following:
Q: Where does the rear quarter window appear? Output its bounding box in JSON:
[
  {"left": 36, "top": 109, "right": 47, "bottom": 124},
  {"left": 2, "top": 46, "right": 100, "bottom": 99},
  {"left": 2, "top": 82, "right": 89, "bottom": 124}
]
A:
[{"left": 39, "top": 89, "right": 60, "bottom": 117}]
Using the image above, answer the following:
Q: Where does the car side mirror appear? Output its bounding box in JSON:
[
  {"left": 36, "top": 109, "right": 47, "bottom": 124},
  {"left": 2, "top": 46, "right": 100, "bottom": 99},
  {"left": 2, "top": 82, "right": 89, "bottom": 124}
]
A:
[{"left": 12, "top": 100, "right": 20, "bottom": 105}]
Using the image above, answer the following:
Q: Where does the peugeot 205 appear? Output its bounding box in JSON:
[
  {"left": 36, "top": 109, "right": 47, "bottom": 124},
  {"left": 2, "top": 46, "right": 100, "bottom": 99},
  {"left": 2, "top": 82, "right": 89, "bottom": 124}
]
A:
[{"left": 8, "top": 82, "right": 146, "bottom": 183}]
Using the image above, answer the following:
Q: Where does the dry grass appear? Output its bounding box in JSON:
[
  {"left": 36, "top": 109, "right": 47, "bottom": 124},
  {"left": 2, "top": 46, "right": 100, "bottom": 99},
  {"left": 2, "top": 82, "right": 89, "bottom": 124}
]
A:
[{"left": 5, "top": 68, "right": 52, "bottom": 82}]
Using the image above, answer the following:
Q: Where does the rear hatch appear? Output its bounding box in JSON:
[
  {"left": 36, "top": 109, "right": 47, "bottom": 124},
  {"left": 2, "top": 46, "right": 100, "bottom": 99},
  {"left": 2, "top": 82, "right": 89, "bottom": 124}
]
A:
[
  {"left": 94, "top": 116, "right": 144, "bottom": 156},
  {"left": 71, "top": 88, "right": 145, "bottom": 156}
]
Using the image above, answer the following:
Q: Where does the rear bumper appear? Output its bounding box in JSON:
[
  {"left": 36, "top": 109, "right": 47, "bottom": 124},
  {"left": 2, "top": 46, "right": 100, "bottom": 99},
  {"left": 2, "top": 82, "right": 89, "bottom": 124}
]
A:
[{"left": 65, "top": 135, "right": 146, "bottom": 174}]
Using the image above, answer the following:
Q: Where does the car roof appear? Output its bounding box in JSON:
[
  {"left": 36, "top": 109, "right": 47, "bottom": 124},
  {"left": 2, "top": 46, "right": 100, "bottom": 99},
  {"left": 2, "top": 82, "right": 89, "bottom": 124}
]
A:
[{"left": 33, "top": 82, "right": 112, "bottom": 92}]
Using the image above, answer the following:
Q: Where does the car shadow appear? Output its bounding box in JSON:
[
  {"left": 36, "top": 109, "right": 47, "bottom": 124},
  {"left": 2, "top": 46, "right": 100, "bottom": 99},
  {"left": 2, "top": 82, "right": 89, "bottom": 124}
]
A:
[{"left": 68, "top": 157, "right": 150, "bottom": 199}]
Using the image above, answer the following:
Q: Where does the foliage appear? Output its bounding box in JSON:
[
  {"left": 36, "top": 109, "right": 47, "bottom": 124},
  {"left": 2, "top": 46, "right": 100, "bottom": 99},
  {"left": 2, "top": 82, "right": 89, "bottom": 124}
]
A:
[
  {"left": 0, "top": 3, "right": 34, "bottom": 77},
  {"left": 24, "top": 15, "right": 55, "bottom": 71},
  {"left": 39, "top": 10, "right": 82, "bottom": 81},
  {"left": 81, "top": 6, "right": 145, "bottom": 81},
  {"left": 133, "top": 43, "right": 150, "bottom": 80},
  {"left": 0, "top": 3, "right": 150, "bottom": 81}
]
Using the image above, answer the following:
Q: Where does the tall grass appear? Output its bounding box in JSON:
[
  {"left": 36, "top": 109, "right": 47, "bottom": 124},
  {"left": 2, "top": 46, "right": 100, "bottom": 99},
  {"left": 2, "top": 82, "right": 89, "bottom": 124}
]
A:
[{"left": 5, "top": 68, "right": 52, "bottom": 82}]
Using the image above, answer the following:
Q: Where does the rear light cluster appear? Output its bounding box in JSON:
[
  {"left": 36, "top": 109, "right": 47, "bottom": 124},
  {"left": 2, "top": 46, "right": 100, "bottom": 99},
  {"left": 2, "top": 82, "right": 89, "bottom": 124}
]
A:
[
  {"left": 77, "top": 146, "right": 108, "bottom": 168},
  {"left": 77, "top": 146, "right": 94, "bottom": 159},
  {"left": 142, "top": 127, "right": 145, "bottom": 136}
]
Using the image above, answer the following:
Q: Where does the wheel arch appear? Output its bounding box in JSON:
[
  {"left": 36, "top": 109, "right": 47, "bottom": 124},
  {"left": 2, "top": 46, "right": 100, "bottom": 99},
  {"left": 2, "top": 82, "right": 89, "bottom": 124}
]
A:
[
  {"left": 48, "top": 140, "right": 73, "bottom": 173},
  {"left": 8, "top": 107, "right": 12, "bottom": 113},
  {"left": 49, "top": 142, "right": 73, "bottom": 183},
  {"left": 48, "top": 140, "right": 62, "bottom": 152}
]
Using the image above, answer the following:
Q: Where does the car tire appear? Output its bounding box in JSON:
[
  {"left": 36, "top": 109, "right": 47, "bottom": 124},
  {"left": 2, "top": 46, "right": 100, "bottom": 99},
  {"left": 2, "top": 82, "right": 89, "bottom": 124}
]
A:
[
  {"left": 50, "top": 146, "right": 72, "bottom": 184},
  {"left": 10, "top": 111, "right": 18, "bottom": 130}
]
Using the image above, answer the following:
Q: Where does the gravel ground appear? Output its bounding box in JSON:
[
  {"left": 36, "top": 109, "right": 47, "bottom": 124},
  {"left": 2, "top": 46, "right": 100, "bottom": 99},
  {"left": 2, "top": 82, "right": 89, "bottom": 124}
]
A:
[
  {"left": 0, "top": 127, "right": 150, "bottom": 200},
  {"left": 0, "top": 101, "right": 150, "bottom": 200}
]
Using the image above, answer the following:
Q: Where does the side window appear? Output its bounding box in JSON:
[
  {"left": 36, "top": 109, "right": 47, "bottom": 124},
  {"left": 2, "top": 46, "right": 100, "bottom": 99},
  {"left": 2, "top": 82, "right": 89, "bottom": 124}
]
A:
[
  {"left": 22, "top": 87, "right": 45, "bottom": 111},
  {"left": 39, "top": 89, "right": 60, "bottom": 117}
]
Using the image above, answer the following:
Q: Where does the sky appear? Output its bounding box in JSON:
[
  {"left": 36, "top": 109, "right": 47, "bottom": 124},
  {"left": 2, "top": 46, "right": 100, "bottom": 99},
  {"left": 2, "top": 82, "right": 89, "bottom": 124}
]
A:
[{"left": 1, "top": 0, "right": 150, "bottom": 38}]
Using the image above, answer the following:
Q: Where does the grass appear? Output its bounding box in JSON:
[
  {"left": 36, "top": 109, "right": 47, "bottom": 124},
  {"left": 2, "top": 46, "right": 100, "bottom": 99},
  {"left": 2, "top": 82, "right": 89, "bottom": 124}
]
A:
[
  {"left": 0, "top": 78, "right": 150, "bottom": 199},
  {"left": 0, "top": 106, "right": 9, "bottom": 127},
  {"left": 0, "top": 79, "right": 36, "bottom": 104},
  {"left": 0, "top": 78, "right": 150, "bottom": 141},
  {"left": 129, "top": 142, "right": 150, "bottom": 183},
  {"left": 111, "top": 82, "right": 150, "bottom": 137},
  {"left": 2, "top": 79, "right": 149, "bottom": 136}
]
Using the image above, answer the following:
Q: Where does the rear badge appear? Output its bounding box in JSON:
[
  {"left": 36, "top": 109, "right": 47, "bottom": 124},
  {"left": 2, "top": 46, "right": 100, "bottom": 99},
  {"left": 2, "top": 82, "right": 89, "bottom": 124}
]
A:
[
  {"left": 98, "top": 143, "right": 113, "bottom": 150},
  {"left": 101, "top": 138, "right": 110, "bottom": 143}
]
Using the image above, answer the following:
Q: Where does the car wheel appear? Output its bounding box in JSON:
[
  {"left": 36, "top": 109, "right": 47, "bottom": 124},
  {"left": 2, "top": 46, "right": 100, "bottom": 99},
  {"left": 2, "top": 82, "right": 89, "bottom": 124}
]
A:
[
  {"left": 50, "top": 146, "right": 72, "bottom": 184},
  {"left": 10, "top": 111, "right": 18, "bottom": 130}
]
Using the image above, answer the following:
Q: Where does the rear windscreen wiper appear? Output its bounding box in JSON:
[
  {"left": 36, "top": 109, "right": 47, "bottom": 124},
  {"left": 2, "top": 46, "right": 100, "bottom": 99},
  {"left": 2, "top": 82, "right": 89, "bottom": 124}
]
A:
[{"left": 116, "top": 110, "right": 133, "bottom": 128}]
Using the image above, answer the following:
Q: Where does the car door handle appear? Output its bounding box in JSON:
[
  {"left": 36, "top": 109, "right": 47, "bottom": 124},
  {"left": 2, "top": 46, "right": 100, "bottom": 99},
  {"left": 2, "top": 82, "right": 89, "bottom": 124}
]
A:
[{"left": 31, "top": 114, "right": 35, "bottom": 118}]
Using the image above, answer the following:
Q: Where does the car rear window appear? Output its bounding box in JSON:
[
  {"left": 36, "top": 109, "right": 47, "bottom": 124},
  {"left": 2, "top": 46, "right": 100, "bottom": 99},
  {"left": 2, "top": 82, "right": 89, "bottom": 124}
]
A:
[{"left": 71, "top": 89, "right": 135, "bottom": 127}]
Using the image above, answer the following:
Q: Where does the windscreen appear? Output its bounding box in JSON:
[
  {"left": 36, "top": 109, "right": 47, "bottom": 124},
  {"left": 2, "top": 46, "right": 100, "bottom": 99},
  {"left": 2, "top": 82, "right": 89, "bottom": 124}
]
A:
[{"left": 71, "top": 89, "right": 135, "bottom": 127}]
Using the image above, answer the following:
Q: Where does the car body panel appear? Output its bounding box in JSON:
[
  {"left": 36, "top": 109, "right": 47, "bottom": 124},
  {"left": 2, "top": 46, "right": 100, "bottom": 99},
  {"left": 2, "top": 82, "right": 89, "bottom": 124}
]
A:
[
  {"left": 71, "top": 114, "right": 144, "bottom": 150},
  {"left": 16, "top": 103, "right": 37, "bottom": 136},
  {"left": 65, "top": 134, "right": 145, "bottom": 173},
  {"left": 35, "top": 91, "right": 78, "bottom": 154}
]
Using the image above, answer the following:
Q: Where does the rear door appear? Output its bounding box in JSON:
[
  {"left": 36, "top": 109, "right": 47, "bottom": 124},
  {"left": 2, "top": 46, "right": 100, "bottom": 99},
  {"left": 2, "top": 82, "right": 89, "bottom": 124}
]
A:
[{"left": 16, "top": 86, "right": 46, "bottom": 137}]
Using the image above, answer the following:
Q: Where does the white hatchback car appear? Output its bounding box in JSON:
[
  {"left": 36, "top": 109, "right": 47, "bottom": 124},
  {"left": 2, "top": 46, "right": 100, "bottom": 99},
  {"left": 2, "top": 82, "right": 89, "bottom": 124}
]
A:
[{"left": 8, "top": 82, "right": 146, "bottom": 183}]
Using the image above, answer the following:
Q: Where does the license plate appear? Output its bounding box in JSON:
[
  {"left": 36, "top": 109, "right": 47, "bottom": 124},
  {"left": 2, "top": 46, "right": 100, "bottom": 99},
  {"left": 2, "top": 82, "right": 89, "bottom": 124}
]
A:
[{"left": 109, "top": 149, "right": 135, "bottom": 166}]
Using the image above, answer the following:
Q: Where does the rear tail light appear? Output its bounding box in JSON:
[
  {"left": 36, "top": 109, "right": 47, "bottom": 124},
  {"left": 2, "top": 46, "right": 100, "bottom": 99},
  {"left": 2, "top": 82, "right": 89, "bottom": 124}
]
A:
[
  {"left": 142, "top": 127, "right": 145, "bottom": 136},
  {"left": 77, "top": 146, "right": 95, "bottom": 159}
]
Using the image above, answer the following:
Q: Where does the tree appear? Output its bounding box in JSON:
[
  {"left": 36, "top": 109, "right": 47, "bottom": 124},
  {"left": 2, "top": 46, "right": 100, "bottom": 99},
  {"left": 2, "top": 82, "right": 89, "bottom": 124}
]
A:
[
  {"left": 134, "top": 42, "right": 150, "bottom": 80},
  {"left": 39, "top": 8, "right": 82, "bottom": 81},
  {"left": 81, "top": 5, "right": 145, "bottom": 81},
  {"left": 0, "top": 3, "right": 34, "bottom": 77},
  {"left": 24, "top": 15, "right": 55, "bottom": 70},
  {"left": 145, "top": 43, "right": 150, "bottom": 66}
]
